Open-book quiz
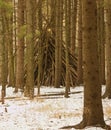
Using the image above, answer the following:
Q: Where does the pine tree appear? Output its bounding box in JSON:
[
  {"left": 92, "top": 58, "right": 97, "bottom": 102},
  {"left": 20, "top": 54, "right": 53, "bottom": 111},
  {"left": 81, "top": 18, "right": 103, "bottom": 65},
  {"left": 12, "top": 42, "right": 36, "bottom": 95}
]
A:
[
  {"left": 55, "top": 0, "right": 62, "bottom": 88},
  {"left": 74, "top": 0, "right": 107, "bottom": 128},
  {"left": 24, "top": 0, "right": 36, "bottom": 99},
  {"left": 103, "top": 0, "right": 111, "bottom": 98},
  {"left": 97, "top": 0, "right": 105, "bottom": 85},
  {"left": 61, "top": 0, "right": 109, "bottom": 129},
  {"left": 37, "top": 0, "right": 43, "bottom": 95},
  {"left": 77, "top": 0, "right": 83, "bottom": 85},
  {"left": 71, "top": 0, "right": 77, "bottom": 55},
  {"left": 7, "top": 5, "right": 15, "bottom": 88},
  {"left": 65, "top": 0, "right": 71, "bottom": 98},
  {"left": 15, "top": 0, "right": 25, "bottom": 92}
]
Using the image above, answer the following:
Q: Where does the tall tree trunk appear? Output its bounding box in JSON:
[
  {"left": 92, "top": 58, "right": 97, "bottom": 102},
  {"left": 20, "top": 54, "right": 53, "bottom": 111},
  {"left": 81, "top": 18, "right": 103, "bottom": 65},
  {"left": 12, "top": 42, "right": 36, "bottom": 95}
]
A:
[
  {"left": 13, "top": 0, "right": 17, "bottom": 87},
  {"left": 15, "top": 0, "right": 25, "bottom": 92},
  {"left": 77, "top": 0, "right": 83, "bottom": 85},
  {"left": 74, "top": 0, "right": 108, "bottom": 129},
  {"left": 24, "top": 0, "right": 36, "bottom": 99},
  {"left": 1, "top": 7, "right": 8, "bottom": 96},
  {"left": 50, "top": 0, "right": 56, "bottom": 35},
  {"left": 37, "top": 0, "right": 43, "bottom": 95},
  {"left": 7, "top": 1, "right": 15, "bottom": 88},
  {"left": 50, "top": 0, "right": 56, "bottom": 85},
  {"left": 71, "top": 0, "right": 77, "bottom": 55},
  {"left": 65, "top": 0, "right": 71, "bottom": 98},
  {"left": 55, "top": 0, "right": 62, "bottom": 88},
  {"left": 97, "top": 0, "right": 105, "bottom": 85},
  {"left": 103, "top": 0, "right": 111, "bottom": 98}
]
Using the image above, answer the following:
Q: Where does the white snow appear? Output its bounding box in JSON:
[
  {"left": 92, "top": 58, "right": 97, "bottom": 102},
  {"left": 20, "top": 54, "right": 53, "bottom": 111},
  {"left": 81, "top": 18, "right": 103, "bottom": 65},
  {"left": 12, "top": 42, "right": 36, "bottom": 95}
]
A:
[{"left": 0, "top": 86, "right": 111, "bottom": 130}]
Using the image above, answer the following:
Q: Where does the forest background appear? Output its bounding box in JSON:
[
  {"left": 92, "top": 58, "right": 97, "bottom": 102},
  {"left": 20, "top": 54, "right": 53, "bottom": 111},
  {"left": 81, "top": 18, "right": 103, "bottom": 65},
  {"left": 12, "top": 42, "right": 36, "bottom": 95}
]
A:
[{"left": 0, "top": 0, "right": 111, "bottom": 129}]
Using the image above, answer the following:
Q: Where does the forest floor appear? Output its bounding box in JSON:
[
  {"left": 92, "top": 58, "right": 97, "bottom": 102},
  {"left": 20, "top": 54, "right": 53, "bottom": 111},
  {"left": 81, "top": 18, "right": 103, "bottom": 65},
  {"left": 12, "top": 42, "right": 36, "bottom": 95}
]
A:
[{"left": 0, "top": 86, "right": 111, "bottom": 130}]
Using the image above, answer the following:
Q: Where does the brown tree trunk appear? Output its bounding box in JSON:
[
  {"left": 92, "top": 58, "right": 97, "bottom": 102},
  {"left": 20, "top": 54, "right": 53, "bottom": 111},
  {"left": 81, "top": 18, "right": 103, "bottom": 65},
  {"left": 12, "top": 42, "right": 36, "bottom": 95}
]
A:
[
  {"left": 15, "top": 0, "right": 25, "bottom": 92},
  {"left": 8, "top": 1, "right": 15, "bottom": 88},
  {"left": 55, "top": 0, "right": 62, "bottom": 88},
  {"left": 8, "top": 19, "right": 15, "bottom": 88},
  {"left": 65, "top": 0, "right": 71, "bottom": 98},
  {"left": 1, "top": 5, "right": 8, "bottom": 96},
  {"left": 37, "top": 0, "right": 43, "bottom": 95},
  {"left": 50, "top": 0, "right": 56, "bottom": 35},
  {"left": 103, "top": 0, "right": 111, "bottom": 99},
  {"left": 74, "top": 0, "right": 108, "bottom": 129},
  {"left": 77, "top": 0, "right": 83, "bottom": 85},
  {"left": 71, "top": 0, "right": 77, "bottom": 55},
  {"left": 24, "top": 0, "right": 36, "bottom": 99},
  {"left": 13, "top": 0, "right": 17, "bottom": 87},
  {"left": 97, "top": 0, "right": 105, "bottom": 85}
]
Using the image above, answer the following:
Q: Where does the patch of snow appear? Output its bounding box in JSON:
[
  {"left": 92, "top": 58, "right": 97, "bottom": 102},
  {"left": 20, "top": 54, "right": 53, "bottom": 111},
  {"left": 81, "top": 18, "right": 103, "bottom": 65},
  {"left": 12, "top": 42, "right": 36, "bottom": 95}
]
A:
[{"left": 0, "top": 86, "right": 110, "bottom": 130}]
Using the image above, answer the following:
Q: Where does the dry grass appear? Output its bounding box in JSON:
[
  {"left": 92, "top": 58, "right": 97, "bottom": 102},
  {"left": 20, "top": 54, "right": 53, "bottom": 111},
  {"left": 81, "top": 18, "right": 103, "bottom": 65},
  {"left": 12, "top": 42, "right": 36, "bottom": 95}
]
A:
[
  {"left": 31, "top": 104, "right": 53, "bottom": 112},
  {"left": 50, "top": 111, "right": 81, "bottom": 119},
  {"left": 35, "top": 97, "right": 45, "bottom": 102},
  {"left": 105, "top": 106, "right": 111, "bottom": 117},
  {"left": 30, "top": 100, "right": 81, "bottom": 119}
]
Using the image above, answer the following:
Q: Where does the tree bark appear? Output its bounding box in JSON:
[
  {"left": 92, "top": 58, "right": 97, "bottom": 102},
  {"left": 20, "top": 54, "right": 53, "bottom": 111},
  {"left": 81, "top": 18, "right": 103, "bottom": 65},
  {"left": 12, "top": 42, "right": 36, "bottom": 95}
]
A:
[
  {"left": 15, "top": 0, "right": 25, "bottom": 92},
  {"left": 55, "top": 0, "right": 62, "bottom": 88},
  {"left": 103, "top": 0, "right": 111, "bottom": 99},
  {"left": 74, "top": 0, "right": 108, "bottom": 129},
  {"left": 24, "top": 0, "right": 36, "bottom": 99},
  {"left": 37, "top": 0, "right": 43, "bottom": 95},
  {"left": 65, "top": 0, "right": 71, "bottom": 98},
  {"left": 97, "top": 0, "right": 105, "bottom": 85},
  {"left": 1, "top": 4, "right": 9, "bottom": 96},
  {"left": 77, "top": 0, "right": 83, "bottom": 85},
  {"left": 71, "top": 0, "right": 77, "bottom": 56}
]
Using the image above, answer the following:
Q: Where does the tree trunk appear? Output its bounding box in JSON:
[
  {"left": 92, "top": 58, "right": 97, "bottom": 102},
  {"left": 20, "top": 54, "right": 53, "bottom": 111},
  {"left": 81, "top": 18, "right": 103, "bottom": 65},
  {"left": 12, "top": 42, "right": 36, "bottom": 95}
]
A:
[
  {"left": 103, "top": 0, "right": 111, "bottom": 99},
  {"left": 55, "top": 0, "right": 62, "bottom": 88},
  {"left": 13, "top": 0, "right": 17, "bottom": 88},
  {"left": 24, "top": 0, "right": 36, "bottom": 99},
  {"left": 8, "top": 2, "right": 15, "bottom": 88},
  {"left": 65, "top": 0, "right": 71, "bottom": 98},
  {"left": 15, "top": 0, "right": 25, "bottom": 92},
  {"left": 97, "top": 0, "right": 105, "bottom": 85},
  {"left": 77, "top": 0, "right": 83, "bottom": 85},
  {"left": 1, "top": 6, "right": 8, "bottom": 96},
  {"left": 71, "top": 0, "right": 77, "bottom": 56},
  {"left": 50, "top": 0, "right": 56, "bottom": 35},
  {"left": 74, "top": 0, "right": 107, "bottom": 129},
  {"left": 37, "top": 0, "right": 43, "bottom": 95}
]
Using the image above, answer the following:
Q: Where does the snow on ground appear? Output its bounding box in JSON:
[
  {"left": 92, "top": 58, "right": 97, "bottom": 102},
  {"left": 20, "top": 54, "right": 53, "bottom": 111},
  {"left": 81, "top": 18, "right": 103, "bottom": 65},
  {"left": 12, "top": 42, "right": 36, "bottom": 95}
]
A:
[{"left": 0, "top": 86, "right": 111, "bottom": 130}]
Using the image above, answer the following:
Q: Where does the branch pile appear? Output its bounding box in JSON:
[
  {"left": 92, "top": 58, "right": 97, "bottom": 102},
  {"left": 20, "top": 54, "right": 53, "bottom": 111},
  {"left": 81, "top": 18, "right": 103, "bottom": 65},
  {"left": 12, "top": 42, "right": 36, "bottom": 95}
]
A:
[{"left": 33, "top": 27, "right": 77, "bottom": 87}]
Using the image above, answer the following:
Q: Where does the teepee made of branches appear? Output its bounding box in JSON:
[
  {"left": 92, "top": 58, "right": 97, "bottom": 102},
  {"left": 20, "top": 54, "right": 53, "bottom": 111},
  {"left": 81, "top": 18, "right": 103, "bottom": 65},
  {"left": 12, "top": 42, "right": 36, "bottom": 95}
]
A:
[{"left": 33, "top": 27, "right": 77, "bottom": 87}]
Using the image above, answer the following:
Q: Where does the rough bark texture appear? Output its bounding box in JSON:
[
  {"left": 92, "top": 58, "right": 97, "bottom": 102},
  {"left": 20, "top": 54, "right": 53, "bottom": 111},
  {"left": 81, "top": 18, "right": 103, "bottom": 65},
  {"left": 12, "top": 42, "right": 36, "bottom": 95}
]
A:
[
  {"left": 103, "top": 0, "right": 111, "bottom": 99},
  {"left": 61, "top": 0, "right": 109, "bottom": 129},
  {"left": 37, "top": 0, "right": 43, "bottom": 95},
  {"left": 1, "top": 15, "right": 7, "bottom": 96},
  {"left": 8, "top": 13, "right": 15, "bottom": 88},
  {"left": 71, "top": 0, "right": 77, "bottom": 55},
  {"left": 24, "top": 0, "right": 36, "bottom": 99},
  {"left": 15, "top": 0, "right": 25, "bottom": 92},
  {"left": 55, "top": 0, "right": 62, "bottom": 88},
  {"left": 65, "top": 0, "right": 71, "bottom": 98},
  {"left": 61, "top": 1, "right": 109, "bottom": 129},
  {"left": 81, "top": 0, "right": 105, "bottom": 127},
  {"left": 97, "top": 0, "right": 105, "bottom": 85},
  {"left": 1, "top": 6, "right": 9, "bottom": 96},
  {"left": 77, "top": 0, "right": 83, "bottom": 85}
]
